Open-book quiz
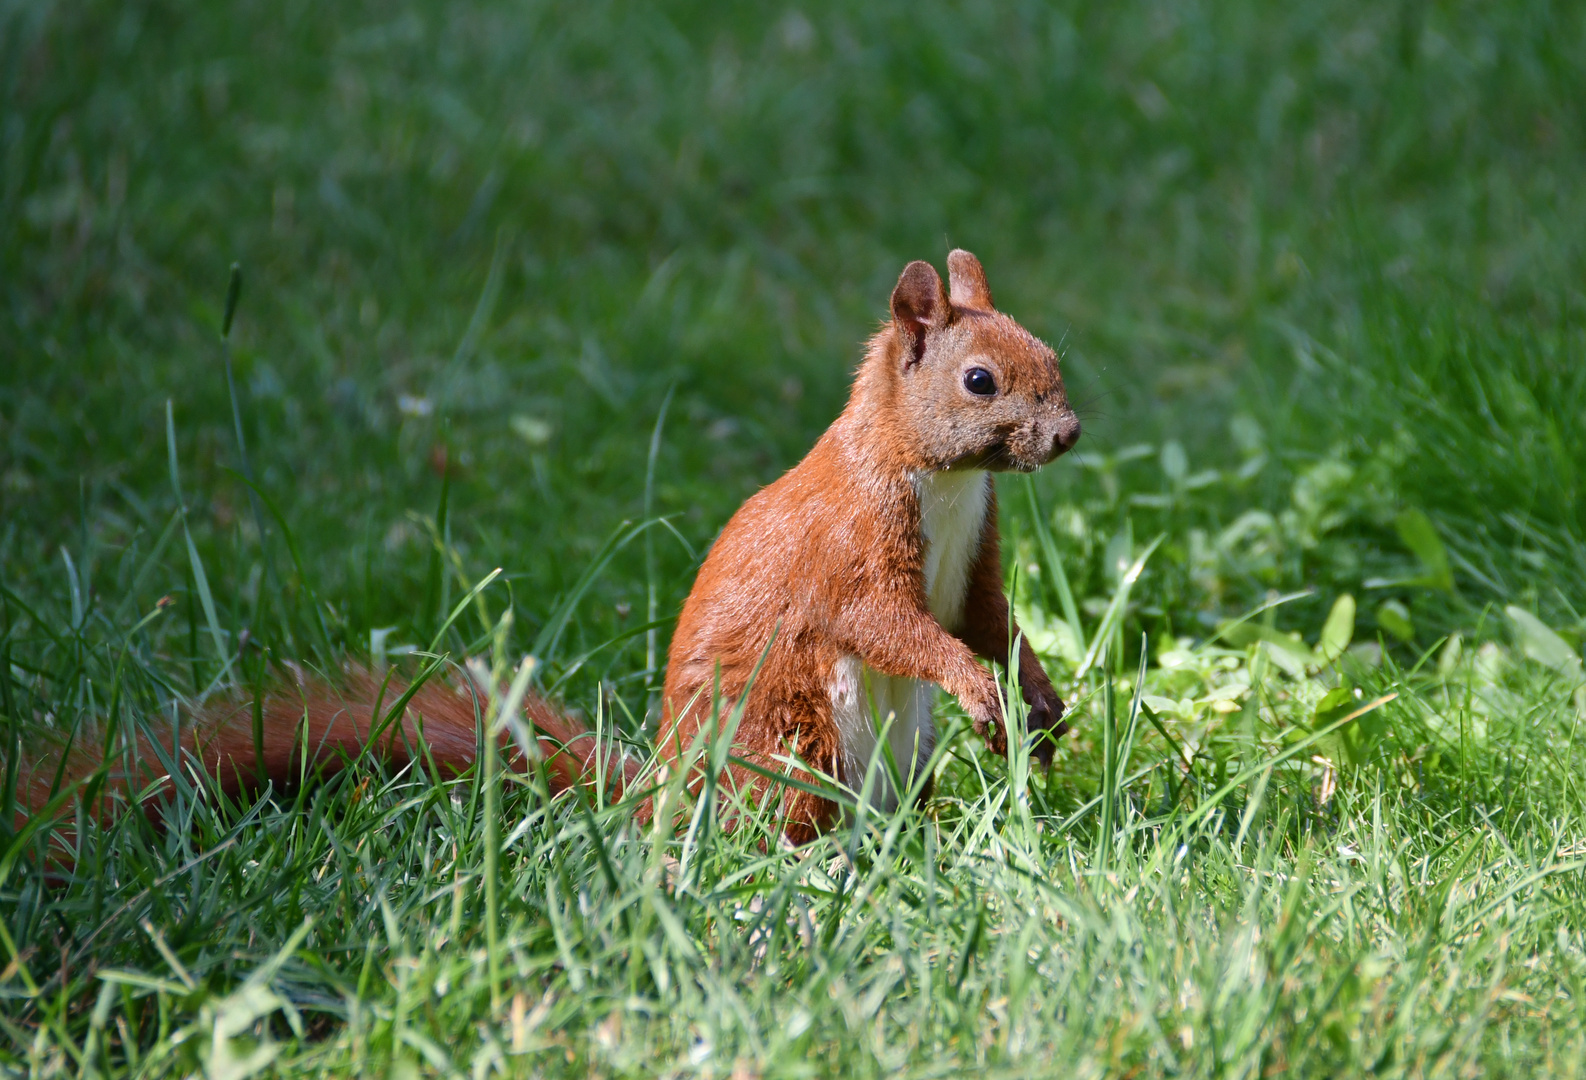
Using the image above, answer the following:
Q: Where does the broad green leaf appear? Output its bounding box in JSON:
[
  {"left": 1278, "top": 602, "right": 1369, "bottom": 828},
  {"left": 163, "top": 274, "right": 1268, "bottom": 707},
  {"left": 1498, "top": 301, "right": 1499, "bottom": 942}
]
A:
[
  {"left": 1506, "top": 606, "right": 1583, "bottom": 678},
  {"left": 1314, "top": 686, "right": 1354, "bottom": 726},
  {"left": 1377, "top": 599, "right": 1414, "bottom": 642},
  {"left": 1317, "top": 593, "right": 1356, "bottom": 663},
  {"left": 1141, "top": 694, "right": 1183, "bottom": 718},
  {"left": 1221, "top": 621, "right": 1317, "bottom": 672},
  {"left": 1160, "top": 440, "right": 1187, "bottom": 485},
  {"left": 1395, "top": 508, "right": 1455, "bottom": 591},
  {"left": 1257, "top": 639, "right": 1310, "bottom": 679},
  {"left": 1316, "top": 687, "right": 1378, "bottom": 765}
]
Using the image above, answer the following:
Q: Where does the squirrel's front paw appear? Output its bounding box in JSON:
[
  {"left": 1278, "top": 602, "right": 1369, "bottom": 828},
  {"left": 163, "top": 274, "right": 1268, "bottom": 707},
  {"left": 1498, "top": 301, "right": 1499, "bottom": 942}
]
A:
[
  {"left": 964, "top": 680, "right": 1008, "bottom": 755},
  {"left": 1021, "top": 680, "right": 1069, "bottom": 764}
]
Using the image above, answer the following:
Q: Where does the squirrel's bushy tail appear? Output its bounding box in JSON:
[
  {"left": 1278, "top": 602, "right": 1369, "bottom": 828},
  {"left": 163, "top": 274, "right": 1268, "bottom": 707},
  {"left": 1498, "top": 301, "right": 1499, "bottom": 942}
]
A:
[{"left": 11, "top": 668, "right": 641, "bottom": 854}]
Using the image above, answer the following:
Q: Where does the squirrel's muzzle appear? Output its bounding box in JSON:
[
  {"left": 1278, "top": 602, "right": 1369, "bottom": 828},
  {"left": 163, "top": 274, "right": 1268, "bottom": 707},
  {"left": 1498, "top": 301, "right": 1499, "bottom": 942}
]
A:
[{"left": 1049, "top": 413, "right": 1081, "bottom": 459}]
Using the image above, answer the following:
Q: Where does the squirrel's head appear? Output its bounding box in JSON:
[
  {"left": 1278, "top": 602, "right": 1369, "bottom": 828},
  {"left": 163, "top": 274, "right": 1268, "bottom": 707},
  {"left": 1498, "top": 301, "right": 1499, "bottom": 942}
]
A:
[{"left": 880, "top": 250, "right": 1079, "bottom": 473}]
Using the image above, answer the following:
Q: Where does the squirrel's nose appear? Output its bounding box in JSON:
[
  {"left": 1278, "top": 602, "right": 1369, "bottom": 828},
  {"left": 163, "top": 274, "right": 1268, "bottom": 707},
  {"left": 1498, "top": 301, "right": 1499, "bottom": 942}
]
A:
[{"left": 1051, "top": 414, "right": 1081, "bottom": 457}]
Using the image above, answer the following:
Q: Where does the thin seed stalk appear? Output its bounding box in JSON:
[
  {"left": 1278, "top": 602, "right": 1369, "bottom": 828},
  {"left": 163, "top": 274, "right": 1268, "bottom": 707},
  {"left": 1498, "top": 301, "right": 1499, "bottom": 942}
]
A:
[
  {"left": 483, "top": 710, "right": 501, "bottom": 1014},
  {"left": 1099, "top": 643, "right": 1117, "bottom": 869}
]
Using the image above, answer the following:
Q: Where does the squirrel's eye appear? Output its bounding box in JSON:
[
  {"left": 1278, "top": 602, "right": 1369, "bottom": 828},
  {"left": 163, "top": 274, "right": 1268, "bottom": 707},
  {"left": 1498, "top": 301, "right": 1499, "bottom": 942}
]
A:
[{"left": 963, "top": 367, "right": 997, "bottom": 397}]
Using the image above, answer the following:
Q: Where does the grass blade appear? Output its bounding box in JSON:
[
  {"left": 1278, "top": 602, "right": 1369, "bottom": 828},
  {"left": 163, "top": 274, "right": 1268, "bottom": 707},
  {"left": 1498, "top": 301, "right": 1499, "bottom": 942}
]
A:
[
  {"left": 530, "top": 519, "right": 654, "bottom": 668},
  {"left": 1077, "top": 534, "right": 1163, "bottom": 680},
  {"left": 645, "top": 384, "right": 676, "bottom": 691},
  {"left": 1024, "top": 475, "right": 1085, "bottom": 658},
  {"left": 167, "top": 401, "right": 229, "bottom": 679}
]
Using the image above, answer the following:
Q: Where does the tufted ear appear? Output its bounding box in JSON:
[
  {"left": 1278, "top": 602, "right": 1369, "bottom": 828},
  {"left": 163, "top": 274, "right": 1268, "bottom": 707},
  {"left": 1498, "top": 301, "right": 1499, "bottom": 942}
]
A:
[
  {"left": 946, "top": 249, "right": 994, "bottom": 310},
  {"left": 890, "top": 260, "right": 950, "bottom": 366}
]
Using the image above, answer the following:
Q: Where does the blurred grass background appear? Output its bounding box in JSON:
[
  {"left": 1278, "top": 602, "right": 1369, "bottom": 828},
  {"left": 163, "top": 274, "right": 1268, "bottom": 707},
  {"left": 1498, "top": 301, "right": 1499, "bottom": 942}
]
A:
[
  {"left": 6, "top": 0, "right": 1582, "bottom": 660},
  {"left": 3, "top": 1, "right": 1586, "bottom": 1075}
]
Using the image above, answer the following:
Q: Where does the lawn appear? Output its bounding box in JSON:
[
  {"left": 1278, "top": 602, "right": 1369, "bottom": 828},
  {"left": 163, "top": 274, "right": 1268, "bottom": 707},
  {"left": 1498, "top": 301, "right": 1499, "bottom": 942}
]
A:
[{"left": 3, "top": 0, "right": 1586, "bottom": 1075}]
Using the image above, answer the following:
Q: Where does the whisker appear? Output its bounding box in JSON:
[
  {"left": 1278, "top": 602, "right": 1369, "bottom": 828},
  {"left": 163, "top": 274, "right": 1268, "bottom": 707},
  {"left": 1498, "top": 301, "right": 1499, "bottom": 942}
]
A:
[
  {"left": 1070, "top": 432, "right": 1123, "bottom": 456},
  {"left": 1072, "top": 387, "right": 1123, "bottom": 410}
]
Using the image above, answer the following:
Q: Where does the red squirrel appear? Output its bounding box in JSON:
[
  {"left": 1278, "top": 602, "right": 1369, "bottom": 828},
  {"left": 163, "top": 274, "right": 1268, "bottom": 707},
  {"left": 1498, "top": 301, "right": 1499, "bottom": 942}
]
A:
[
  {"left": 660, "top": 250, "right": 1077, "bottom": 839},
  {"left": 14, "top": 251, "right": 1076, "bottom": 847}
]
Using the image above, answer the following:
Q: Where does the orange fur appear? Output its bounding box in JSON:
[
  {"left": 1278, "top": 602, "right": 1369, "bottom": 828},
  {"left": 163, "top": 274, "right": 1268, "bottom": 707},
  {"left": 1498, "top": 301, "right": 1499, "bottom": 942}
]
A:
[
  {"left": 662, "top": 251, "right": 1078, "bottom": 841},
  {"left": 12, "top": 669, "right": 640, "bottom": 862}
]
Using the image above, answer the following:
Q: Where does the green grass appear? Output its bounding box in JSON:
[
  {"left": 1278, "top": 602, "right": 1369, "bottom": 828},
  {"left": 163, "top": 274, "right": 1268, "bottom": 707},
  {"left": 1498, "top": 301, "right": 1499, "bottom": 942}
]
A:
[{"left": 3, "top": 0, "right": 1585, "bottom": 1075}]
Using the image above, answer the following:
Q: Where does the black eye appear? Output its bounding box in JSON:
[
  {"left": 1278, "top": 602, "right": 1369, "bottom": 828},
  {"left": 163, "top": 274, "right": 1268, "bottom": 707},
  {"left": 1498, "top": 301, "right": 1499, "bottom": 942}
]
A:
[{"left": 963, "top": 367, "right": 997, "bottom": 396}]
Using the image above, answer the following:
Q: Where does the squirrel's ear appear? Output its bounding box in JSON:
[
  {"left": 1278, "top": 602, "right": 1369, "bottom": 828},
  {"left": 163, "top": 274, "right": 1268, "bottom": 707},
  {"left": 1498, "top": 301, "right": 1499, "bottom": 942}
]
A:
[
  {"left": 890, "top": 260, "right": 950, "bottom": 366},
  {"left": 947, "top": 249, "right": 994, "bottom": 310}
]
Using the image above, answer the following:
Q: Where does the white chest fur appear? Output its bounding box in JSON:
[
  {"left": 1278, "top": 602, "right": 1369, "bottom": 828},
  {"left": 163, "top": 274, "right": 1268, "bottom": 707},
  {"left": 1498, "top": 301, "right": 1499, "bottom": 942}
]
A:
[
  {"left": 827, "top": 470, "right": 990, "bottom": 813},
  {"left": 913, "top": 469, "right": 991, "bottom": 632}
]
